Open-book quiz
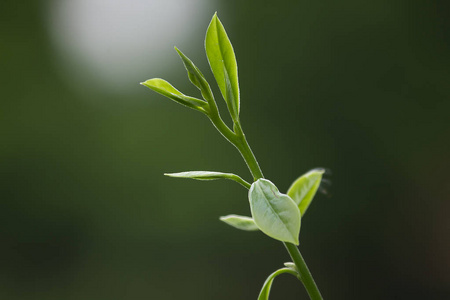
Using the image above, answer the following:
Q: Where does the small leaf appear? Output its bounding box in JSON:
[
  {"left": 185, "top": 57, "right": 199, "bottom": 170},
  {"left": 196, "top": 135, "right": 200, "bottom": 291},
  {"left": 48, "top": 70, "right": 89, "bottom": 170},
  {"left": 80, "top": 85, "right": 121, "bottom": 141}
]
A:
[
  {"left": 205, "top": 13, "right": 240, "bottom": 121},
  {"left": 249, "top": 179, "right": 301, "bottom": 245},
  {"left": 174, "top": 47, "right": 215, "bottom": 104},
  {"left": 258, "top": 268, "right": 298, "bottom": 300},
  {"left": 287, "top": 168, "right": 325, "bottom": 216},
  {"left": 141, "top": 78, "right": 208, "bottom": 113},
  {"left": 165, "top": 171, "right": 250, "bottom": 189},
  {"left": 219, "top": 214, "right": 259, "bottom": 231}
]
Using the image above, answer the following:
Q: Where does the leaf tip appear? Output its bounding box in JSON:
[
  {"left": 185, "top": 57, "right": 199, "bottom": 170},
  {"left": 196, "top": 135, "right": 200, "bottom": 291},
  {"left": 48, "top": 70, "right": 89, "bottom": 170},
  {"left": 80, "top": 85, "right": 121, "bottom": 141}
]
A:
[
  {"left": 210, "top": 12, "right": 219, "bottom": 25},
  {"left": 140, "top": 79, "right": 153, "bottom": 86},
  {"left": 174, "top": 47, "right": 184, "bottom": 57}
]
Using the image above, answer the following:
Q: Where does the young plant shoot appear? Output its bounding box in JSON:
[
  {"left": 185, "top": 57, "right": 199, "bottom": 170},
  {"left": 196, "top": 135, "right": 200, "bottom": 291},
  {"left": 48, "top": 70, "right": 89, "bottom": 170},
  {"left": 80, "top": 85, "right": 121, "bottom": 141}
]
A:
[{"left": 142, "top": 13, "right": 325, "bottom": 300}]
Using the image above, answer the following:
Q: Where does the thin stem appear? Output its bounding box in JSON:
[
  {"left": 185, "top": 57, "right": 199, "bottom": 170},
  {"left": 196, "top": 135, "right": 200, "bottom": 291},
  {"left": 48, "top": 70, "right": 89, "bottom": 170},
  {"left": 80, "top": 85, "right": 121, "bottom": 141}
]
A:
[
  {"left": 233, "top": 122, "right": 264, "bottom": 180},
  {"left": 228, "top": 174, "right": 251, "bottom": 189},
  {"left": 284, "top": 242, "right": 323, "bottom": 300},
  {"left": 207, "top": 108, "right": 263, "bottom": 181},
  {"left": 207, "top": 102, "right": 236, "bottom": 144}
]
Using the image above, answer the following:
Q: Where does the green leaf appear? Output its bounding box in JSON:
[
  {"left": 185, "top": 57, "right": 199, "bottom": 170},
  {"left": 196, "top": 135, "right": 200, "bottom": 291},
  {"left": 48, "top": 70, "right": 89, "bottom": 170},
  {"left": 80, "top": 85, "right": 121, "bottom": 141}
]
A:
[
  {"left": 205, "top": 13, "right": 240, "bottom": 121},
  {"left": 258, "top": 268, "right": 298, "bottom": 300},
  {"left": 174, "top": 47, "right": 215, "bottom": 104},
  {"left": 287, "top": 168, "right": 324, "bottom": 216},
  {"left": 249, "top": 179, "right": 301, "bottom": 245},
  {"left": 219, "top": 214, "right": 259, "bottom": 231},
  {"left": 165, "top": 171, "right": 250, "bottom": 189},
  {"left": 141, "top": 78, "right": 208, "bottom": 113}
]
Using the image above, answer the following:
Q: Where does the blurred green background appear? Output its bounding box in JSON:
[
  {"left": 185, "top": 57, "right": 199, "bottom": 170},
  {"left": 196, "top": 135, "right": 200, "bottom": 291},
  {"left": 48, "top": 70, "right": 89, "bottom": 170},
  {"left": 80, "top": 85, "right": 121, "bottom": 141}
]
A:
[{"left": 1, "top": 0, "right": 449, "bottom": 299}]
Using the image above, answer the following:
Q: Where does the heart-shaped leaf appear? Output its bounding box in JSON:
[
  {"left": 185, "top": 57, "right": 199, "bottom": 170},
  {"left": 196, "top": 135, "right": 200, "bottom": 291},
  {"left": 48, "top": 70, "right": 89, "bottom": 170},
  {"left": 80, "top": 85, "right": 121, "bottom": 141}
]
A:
[
  {"left": 141, "top": 79, "right": 208, "bottom": 113},
  {"left": 287, "top": 168, "right": 324, "bottom": 216},
  {"left": 205, "top": 13, "right": 240, "bottom": 121},
  {"left": 249, "top": 179, "right": 301, "bottom": 245},
  {"left": 258, "top": 268, "right": 299, "bottom": 300},
  {"left": 165, "top": 171, "right": 250, "bottom": 189},
  {"left": 174, "top": 47, "right": 215, "bottom": 104},
  {"left": 219, "top": 214, "right": 259, "bottom": 231}
]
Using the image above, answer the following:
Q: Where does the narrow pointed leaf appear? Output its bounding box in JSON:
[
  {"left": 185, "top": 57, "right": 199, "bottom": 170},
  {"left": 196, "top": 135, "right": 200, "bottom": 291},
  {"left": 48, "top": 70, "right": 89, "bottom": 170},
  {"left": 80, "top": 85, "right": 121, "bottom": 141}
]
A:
[
  {"left": 174, "top": 47, "right": 215, "bottom": 104},
  {"left": 249, "top": 179, "right": 301, "bottom": 245},
  {"left": 258, "top": 268, "right": 298, "bottom": 300},
  {"left": 205, "top": 13, "right": 240, "bottom": 121},
  {"left": 165, "top": 171, "right": 250, "bottom": 189},
  {"left": 141, "top": 79, "right": 208, "bottom": 113},
  {"left": 219, "top": 214, "right": 259, "bottom": 231},
  {"left": 287, "top": 168, "right": 325, "bottom": 216}
]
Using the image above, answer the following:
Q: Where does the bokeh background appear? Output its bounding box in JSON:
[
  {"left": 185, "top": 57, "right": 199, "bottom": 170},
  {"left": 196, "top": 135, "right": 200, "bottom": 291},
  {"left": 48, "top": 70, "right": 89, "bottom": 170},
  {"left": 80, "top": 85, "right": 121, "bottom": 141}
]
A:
[{"left": 1, "top": 0, "right": 449, "bottom": 299}]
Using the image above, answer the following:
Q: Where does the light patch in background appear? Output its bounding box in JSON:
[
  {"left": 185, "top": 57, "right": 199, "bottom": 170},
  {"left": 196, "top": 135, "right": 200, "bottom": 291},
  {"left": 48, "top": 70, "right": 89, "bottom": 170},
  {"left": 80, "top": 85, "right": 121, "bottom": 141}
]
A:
[{"left": 46, "top": 0, "right": 218, "bottom": 96}]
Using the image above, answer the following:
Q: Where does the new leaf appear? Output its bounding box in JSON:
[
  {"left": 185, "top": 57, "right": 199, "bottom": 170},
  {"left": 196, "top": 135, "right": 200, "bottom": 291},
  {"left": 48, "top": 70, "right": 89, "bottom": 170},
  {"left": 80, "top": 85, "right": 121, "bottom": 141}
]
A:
[
  {"left": 205, "top": 13, "right": 240, "bottom": 122},
  {"left": 175, "top": 47, "right": 215, "bottom": 104},
  {"left": 287, "top": 169, "right": 324, "bottom": 216},
  {"left": 141, "top": 79, "right": 208, "bottom": 114}
]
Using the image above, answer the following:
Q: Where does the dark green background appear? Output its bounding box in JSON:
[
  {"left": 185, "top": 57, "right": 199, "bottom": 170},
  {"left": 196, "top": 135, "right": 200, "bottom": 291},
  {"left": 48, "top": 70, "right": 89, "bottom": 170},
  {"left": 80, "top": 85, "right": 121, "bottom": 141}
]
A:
[{"left": 1, "top": 0, "right": 449, "bottom": 299}]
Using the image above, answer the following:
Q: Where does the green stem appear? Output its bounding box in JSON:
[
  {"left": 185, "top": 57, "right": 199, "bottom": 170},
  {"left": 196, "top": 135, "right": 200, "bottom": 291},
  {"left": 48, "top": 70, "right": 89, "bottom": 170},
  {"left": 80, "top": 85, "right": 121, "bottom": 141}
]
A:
[
  {"left": 284, "top": 242, "right": 323, "bottom": 300},
  {"left": 233, "top": 122, "right": 264, "bottom": 181},
  {"left": 207, "top": 101, "right": 236, "bottom": 144},
  {"left": 207, "top": 108, "right": 263, "bottom": 181}
]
